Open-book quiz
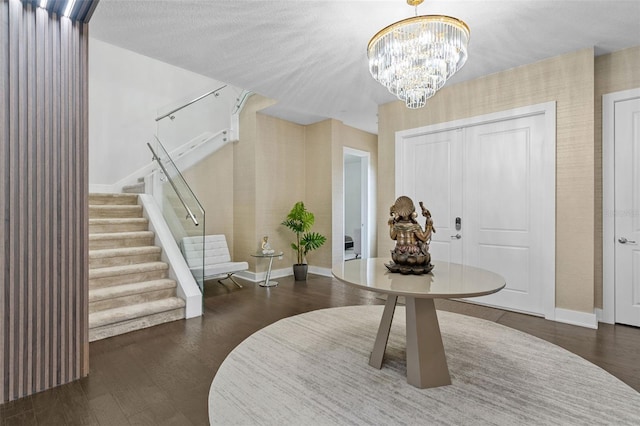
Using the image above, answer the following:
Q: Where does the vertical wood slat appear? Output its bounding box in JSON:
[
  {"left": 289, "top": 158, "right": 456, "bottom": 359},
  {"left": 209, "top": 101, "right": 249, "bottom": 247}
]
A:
[
  {"left": 51, "top": 7, "right": 59, "bottom": 389},
  {"left": 79, "top": 22, "right": 89, "bottom": 377},
  {"left": 44, "top": 9, "right": 52, "bottom": 391},
  {"left": 8, "top": 0, "right": 20, "bottom": 400},
  {"left": 25, "top": 0, "right": 35, "bottom": 397},
  {"left": 34, "top": 4, "right": 44, "bottom": 393},
  {"left": 0, "top": 0, "right": 8, "bottom": 406},
  {"left": 59, "top": 14, "right": 67, "bottom": 386},
  {"left": 1, "top": 0, "right": 89, "bottom": 403}
]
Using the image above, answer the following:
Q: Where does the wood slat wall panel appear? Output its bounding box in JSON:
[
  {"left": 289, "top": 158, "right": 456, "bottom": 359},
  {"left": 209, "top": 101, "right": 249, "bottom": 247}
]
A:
[
  {"left": 0, "top": 0, "right": 7, "bottom": 407},
  {"left": 1, "top": 0, "right": 89, "bottom": 403}
]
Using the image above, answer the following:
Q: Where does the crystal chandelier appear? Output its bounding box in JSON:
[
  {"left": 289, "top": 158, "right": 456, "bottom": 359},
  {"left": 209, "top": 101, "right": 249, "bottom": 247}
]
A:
[{"left": 367, "top": 0, "right": 470, "bottom": 109}]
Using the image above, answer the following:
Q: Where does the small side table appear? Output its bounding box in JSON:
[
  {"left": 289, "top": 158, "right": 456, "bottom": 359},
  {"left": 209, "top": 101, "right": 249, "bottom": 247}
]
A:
[{"left": 251, "top": 251, "right": 283, "bottom": 287}]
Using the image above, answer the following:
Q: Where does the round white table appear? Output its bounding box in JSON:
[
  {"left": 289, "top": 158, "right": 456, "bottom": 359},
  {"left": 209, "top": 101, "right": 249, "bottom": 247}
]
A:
[{"left": 332, "top": 258, "right": 505, "bottom": 389}]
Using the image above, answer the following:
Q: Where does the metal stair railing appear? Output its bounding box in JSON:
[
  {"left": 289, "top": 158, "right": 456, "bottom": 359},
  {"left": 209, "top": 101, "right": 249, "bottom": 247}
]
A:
[{"left": 147, "top": 137, "right": 206, "bottom": 292}]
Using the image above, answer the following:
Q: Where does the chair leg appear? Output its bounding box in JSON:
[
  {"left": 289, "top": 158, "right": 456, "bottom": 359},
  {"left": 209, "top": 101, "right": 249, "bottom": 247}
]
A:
[
  {"left": 218, "top": 273, "right": 243, "bottom": 289},
  {"left": 229, "top": 275, "right": 243, "bottom": 289}
]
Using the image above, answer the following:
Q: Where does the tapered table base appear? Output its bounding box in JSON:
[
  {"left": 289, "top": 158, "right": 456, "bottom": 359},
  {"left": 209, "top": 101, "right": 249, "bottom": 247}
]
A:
[
  {"left": 369, "top": 296, "right": 451, "bottom": 389},
  {"left": 333, "top": 259, "right": 505, "bottom": 390}
]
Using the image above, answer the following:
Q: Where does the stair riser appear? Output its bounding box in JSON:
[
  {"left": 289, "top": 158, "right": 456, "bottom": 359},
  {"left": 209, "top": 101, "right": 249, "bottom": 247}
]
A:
[
  {"left": 90, "top": 222, "right": 149, "bottom": 233},
  {"left": 89, "top": 194, "right": 138, "bottom": 206},
  {"left": 89, "top": 252, "right": 162, "bottom": 269},
  {"left": 90, "top": 270, "right": 168, "bottom": 289},
  {"left": 89, "top": 308, "right": 185, "bottom": 342},
  {"left": 89, "top": 288, "right": 176, "bottom": 314},
  {"left": 89, "top": 206, "right": 143, "bottom": 219},
  {"left": 89, "top": 236, "right": 155, "bottom": 250},
  {"left": 122, "top": 183, "right": 145, "bottom": 194},
  {"left": 89, "top": 194, "right": 139, "bottom": 205}
]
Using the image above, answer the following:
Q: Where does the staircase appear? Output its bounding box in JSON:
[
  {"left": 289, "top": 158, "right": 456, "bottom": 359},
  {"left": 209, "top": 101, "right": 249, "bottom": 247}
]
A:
[{"left": 89, "top": 193, "right": 185, "bottom": 341}]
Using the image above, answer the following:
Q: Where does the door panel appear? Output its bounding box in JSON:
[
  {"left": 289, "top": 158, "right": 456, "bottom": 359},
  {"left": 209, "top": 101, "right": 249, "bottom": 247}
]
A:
[
  {"left": 475, "top": 128, "right": 530, "bottom": 231},
  {"left": 464, "top": 115, "right": 545, "bottom": 315},
  {"left": 615, "top": 97, "right": 640, "bottom": 326},
  {"left": 478, "top": 245, "right": 530, "bottom": 293},
  {"left": 399, "top": 130, "right": 462, "bottom": 264}
]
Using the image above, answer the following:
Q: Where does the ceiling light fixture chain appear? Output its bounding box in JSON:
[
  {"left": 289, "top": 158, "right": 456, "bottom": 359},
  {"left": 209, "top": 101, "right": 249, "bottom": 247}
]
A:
[
  {"left": 367, "top": 0, "right": 470, "bottom": 109},
  {"left": 407, "top": 0, "right": 423, "bottom": 16}
]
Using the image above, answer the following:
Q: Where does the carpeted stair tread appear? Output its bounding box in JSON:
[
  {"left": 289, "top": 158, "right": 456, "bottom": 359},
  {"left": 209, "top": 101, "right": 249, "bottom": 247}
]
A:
[
  {"left": 89, "top": 218, "right": 149, "bottom": 233},
  {"left": 89, "top": 231, "right": 155, "bottom": 249},
  {"left": 89, "top": 246, "right": 161, "bottom": 259},
  {"left": 89, "top": 218, "right": 148, "bottom": 225},
  {"left": 89, "top": 297, "right": 185, "bottom": 329},
  {"left": 89, "top": 230, "right": 154, "bottom": 241},
  {"left": 89, "top": 308, "right": 185, "bottom": 342},
  {"left": 89, "top": 204, "right": 143, "bottom": 218},
  {"left": 89, "top": 261, "right": 168, "bottom": 279},
  {"left": 88, "top": 245, "right": 163, "bottom": 269},
  {"left": 89, "top": 193, "right": 139, "bottom": 205},
  {"left": 89, "top": 245, "right": 160, "bottom": 257},
  {"left": 89, "top": 230, "right": 154, "bottom": 239},
  {"left": 89, "top": 279, "right": 176, "bottom": 303}
]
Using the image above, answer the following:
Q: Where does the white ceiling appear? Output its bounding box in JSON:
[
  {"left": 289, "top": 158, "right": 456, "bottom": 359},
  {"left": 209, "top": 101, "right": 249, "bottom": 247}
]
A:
[{"left": 90, "top": 0, "right": 640, "bottom": 134}]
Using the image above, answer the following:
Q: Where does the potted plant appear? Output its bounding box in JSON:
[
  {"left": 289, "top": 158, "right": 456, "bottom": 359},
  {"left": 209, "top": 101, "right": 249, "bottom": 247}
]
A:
[{"left": 281, "top": 201, "right": 327, "bottom": 280}]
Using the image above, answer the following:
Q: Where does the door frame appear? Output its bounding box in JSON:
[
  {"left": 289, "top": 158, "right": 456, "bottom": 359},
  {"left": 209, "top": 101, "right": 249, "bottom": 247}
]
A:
[
  {"left": 343, "top": 147, "right": 371, "bottom": 259},
  {"left": 395, "top": 102, "right": 556, "bottom": 320},
  {"left": 602, "top": 87, "right": 640, "bottom": 324}
]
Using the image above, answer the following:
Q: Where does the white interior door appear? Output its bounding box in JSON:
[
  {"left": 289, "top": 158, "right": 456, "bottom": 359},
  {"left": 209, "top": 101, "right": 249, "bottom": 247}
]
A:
[
  {"left": 397, "top": 107, "right": 553, "bottom": 316},
  {"left": 399, "top": 129, "right": 463, "bottom": 264},
  {"left": 463, "top": 115, "right": 547, "bottom": 315},
  {"left": 615, "top": 97, "right": 640, "bottom": 327}
]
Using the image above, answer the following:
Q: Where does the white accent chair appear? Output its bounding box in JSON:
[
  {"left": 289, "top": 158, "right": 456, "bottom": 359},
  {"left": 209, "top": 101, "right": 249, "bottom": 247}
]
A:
[{"left": 181, "top": 234, "right": 248, "bottom": 289}]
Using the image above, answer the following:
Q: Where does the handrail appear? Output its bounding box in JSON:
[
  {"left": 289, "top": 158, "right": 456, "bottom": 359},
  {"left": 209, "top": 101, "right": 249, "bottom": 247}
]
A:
[
  {"left": 155, "top": 85, "right": 227, "bottom": 122},
  {"left": 147, "top": 142, "right": 199, "bottom": 226},
  {"left": 232, "top": 90, "right": 254, "bottom": 115}
]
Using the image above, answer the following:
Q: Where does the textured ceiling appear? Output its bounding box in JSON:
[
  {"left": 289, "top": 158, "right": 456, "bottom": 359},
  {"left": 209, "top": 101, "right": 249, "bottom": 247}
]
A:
[{"left": 90, "top": 0, "right": 640, "bottom": 134}]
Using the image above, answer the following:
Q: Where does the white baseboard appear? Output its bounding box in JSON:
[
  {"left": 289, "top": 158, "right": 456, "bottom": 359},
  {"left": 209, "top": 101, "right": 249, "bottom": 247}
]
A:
[
  {"left": 554, "top": 307, "right": 598, "bottom": 329},
  {"left": 595, "top": 308, "right": 614, "bottom": 325},
  {"left": 235, "top": 265, "right": 332, "bottom": 282},
  {"left": 308, "top": 266, "right": 332, "bottom": 278},
  {"left": 235, "top": 267, "right": 292, "bottom": 283}
]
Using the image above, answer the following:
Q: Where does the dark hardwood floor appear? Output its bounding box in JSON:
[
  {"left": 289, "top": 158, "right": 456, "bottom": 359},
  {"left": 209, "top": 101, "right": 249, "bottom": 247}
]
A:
[{"left": 1, "top": 274, "right": 639, "bottom": 425}]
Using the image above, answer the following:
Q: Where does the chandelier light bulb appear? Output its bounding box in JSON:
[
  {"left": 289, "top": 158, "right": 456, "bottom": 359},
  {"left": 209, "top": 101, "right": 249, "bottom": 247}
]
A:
[{"left": 367, "top": 1, "right": 470, "bottom": 109}]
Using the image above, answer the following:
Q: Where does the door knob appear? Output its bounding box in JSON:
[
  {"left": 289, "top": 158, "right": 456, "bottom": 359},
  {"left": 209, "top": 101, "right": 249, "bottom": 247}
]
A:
[
  {"left": 451, "top": 234, "right": 461, "bottom": 239},
  {"left": 618, "top": 237, "right": 637, "bottom": 244}
]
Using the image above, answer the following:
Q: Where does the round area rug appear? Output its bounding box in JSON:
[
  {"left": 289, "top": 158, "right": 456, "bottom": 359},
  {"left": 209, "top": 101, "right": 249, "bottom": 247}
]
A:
[{"left": 209, "top": 306, "right": 640, "bottom": 425}]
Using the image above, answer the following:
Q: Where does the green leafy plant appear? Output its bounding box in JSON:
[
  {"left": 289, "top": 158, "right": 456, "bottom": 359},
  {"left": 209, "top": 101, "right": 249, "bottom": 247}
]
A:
[{"left": 281, "top": 201, "right": 327, "bottom": 265}]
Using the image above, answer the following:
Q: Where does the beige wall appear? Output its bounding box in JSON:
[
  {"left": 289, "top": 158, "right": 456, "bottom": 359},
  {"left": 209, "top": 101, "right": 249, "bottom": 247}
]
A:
[
  {"left": 233, "top": 94, "right": 274, "bottom": 270},
  {"left": 306, "top": 120, "right": 335, "bottom": 268},
  {"left": 378, "top": 48, "right": 596, "bottom": 313},
  {"left": 221, "top": 98, "right": 377, "bottom": 274},
  {"left": 336, "top": 122, "right": 379, "bottom": 261},
  {"left": 255, "top": 113, "right": 306, "bottom": 271},
  {"left": 306, "top": 119, "right": 379, "bottom": 269},
  {"left": 594, "top": 46, "right": 640, "bottom": 308}
]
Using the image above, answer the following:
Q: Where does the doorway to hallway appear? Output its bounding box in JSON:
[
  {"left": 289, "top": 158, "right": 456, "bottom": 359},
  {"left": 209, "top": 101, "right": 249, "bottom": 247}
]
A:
[{"left": 344, "top": 148, "right": 370, "bottom": 261}]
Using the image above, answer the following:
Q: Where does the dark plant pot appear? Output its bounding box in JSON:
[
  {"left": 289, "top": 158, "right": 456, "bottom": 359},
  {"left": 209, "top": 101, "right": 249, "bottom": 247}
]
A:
[{"left": 293, "top": 264, "right": 308, "bottom": 281}]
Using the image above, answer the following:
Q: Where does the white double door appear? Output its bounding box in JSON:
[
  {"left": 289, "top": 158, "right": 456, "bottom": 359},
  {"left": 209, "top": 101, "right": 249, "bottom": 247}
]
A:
[
  {"left": 398, "top": 111, "right": 553, "bottom": 316},
  {"left": 614, "top": 96, "right": 640, "bottom": 327}
]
